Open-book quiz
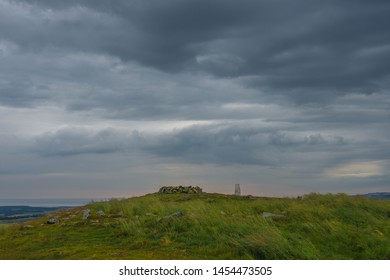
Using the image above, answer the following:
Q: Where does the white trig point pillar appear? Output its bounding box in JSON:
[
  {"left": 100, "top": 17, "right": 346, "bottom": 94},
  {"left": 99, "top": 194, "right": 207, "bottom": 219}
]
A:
[{"left": 235, "top": 184, "right": 241, "bottom": 196}]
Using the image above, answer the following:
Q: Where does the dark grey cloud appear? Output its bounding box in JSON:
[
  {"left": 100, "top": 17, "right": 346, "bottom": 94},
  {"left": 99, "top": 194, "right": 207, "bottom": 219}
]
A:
[
  {"left": 33, "top": 128, "right": 133, "bottom": 157},
  {"left": 4, "top": 0, "right": 390, "bottom": 104}
]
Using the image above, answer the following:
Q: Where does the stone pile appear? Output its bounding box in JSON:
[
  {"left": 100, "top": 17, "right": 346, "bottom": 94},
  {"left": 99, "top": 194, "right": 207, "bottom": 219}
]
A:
[{"left": 158, "top": 185, "right": 203, "bottom": 194}]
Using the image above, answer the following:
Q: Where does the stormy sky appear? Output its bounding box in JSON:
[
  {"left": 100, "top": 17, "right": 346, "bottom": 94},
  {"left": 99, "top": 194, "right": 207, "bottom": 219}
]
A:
[{"left": 0, "top": 0, "right": 389, "bottom": 198}]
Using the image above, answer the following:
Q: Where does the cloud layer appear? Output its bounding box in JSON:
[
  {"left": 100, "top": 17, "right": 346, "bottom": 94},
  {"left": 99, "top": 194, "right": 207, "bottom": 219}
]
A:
[{"left": 1, "top": 0, "right": 389, "bottom": 198}]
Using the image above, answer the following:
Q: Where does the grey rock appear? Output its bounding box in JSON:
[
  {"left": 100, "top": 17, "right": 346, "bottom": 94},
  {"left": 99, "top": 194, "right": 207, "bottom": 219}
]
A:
[
  {"left": 115, "top": 211, "right": 124, "bottom": 217},
  {"left": 96, "top": 210, "right": 105, "bottom": 216},
  {"left": 262, "top": 212, "right": 285, "bottom": 218},
  {"left": 21, "top": 225, "right": 34, "bottom": 229},
  {"left": 47, "top": 217, "right": 59, "bottom": 224},
  {"left": 145, "top": 213, "right": 157, "bottom": 216},
  {"left": 82, "top": 209, "right": 90, "bottom": 220},
  {"left": 165, "top": 212, "right": 185, "bottom": 219}
]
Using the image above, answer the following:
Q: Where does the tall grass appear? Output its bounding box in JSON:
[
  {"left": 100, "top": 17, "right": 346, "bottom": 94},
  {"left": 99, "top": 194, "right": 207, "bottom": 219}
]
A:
[
  {"left": 87, "top": 193, "right": 390, "bottom": 259},
  {"left": 0, "top": 192, "right": 389, "bottom": 259}
]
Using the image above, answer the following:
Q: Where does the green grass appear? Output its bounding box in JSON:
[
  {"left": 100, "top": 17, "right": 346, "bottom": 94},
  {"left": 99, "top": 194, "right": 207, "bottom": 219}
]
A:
[{"left": 0, "top": 192, "right": 389, "bottom": 259}]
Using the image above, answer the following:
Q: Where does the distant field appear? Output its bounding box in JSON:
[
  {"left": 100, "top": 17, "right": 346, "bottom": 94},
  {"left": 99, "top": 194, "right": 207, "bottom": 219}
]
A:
[{"left": 0, "top": 192, "right": 389, "bottom": 259}]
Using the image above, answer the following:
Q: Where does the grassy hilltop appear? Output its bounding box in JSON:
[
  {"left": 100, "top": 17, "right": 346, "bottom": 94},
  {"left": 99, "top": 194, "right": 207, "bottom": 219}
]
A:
[{"left": 0, "top": 192, "right": 389, "bottom": 259}]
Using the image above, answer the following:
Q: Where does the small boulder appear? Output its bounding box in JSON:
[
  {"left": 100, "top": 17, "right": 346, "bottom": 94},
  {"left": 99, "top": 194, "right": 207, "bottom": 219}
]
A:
[
  {"left": 21, "top": 225, "right": 34, "bottom": 229},
  {"left": 145, "top": 213, "right": 157, "bottom": 216},
  {"left": 47, "top": 217, "right": 59, "bottom": 224},
  {"left": 115, "top": 211, "right": 124, "bottom": 217},
  {"left": 82, "top": 209, "right": 90, "bottom": 220},
  {"left": 96, "top": 210, "right": 105, "bottom": 216}
]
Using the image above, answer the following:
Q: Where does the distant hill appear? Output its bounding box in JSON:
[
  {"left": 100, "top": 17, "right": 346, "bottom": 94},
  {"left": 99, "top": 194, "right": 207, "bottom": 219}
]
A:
[
  {"left": 0, "top": 206, "right": 72, "bottom": 223},
  {"left": 363, "top": 192, "right": 390, "bottom": 200}
]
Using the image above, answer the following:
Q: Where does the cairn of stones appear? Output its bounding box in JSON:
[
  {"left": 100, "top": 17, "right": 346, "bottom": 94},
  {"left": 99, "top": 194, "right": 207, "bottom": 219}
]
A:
[{"left": 158, "top": 185, "right": 203, "bottom": 194}]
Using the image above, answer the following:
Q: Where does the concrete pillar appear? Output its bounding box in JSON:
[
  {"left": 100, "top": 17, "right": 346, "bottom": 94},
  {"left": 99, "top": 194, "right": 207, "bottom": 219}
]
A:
[{"left": 235, "top": 184, "right": 241, "bottom": 196}]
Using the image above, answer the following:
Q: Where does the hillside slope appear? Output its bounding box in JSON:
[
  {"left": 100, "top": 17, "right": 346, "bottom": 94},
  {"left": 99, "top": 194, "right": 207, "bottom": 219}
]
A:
[{"left": 0, "top": 192, "right": 389, "bottom": 259}]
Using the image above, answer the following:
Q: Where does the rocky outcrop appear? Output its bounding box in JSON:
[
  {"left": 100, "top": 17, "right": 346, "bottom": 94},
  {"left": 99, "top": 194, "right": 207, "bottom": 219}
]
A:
[{"left": 158, "top": 185, "right": 203, "bottom": 194}]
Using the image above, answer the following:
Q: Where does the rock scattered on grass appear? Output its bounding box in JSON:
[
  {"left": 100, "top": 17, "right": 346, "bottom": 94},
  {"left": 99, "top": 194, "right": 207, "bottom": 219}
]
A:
[
  {"left": 145, "top": 213, "right": 157, "bottom": 216},
  {"left": 159, "top": 211, "right": 185, "bottom": 221},
  {"left": 96, "top": 210, "right": 105, "bottom": 216},
  {"left": 168, "top": 211, "right": 184, "bottom": 218},
  {"left": 82, "top": 209, "right": 90, "bottom": 220},
  {"left": 262, "top": 212, "right": 285, "bottom": 218},
  {"left": 47, "top": 217, "right": 59, "bottom": 224},
  {"left": 21, "top": 225, "right": 34, "bottom": 229},
  {"left": 110, "top": 211, "right": 124, "bottom": 218}
]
